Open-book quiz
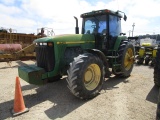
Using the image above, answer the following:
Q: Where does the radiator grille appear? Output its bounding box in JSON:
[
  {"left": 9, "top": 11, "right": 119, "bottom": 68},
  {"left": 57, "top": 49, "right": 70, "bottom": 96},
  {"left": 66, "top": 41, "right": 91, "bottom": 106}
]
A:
[{"left": 35, "top": 44, "right": 55, "bottom": 72}]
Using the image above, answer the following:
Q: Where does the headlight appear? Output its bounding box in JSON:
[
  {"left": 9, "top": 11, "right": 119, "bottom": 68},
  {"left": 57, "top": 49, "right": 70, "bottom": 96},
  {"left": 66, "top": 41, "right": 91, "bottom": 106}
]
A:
[
  {"left": 43, "top": 43, "right": 47, "bottom": 46},
  {"left": 36, "top": 42, "right": 52, "bottom": 46}
]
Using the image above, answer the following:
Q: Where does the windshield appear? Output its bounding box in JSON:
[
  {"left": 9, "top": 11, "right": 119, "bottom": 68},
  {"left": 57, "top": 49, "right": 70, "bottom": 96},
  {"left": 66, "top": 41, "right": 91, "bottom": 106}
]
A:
[
  {"left": 82, "top": 15, "right": 107, "bottom": 35},
  {"left": 109, "top": 15, "right": 121, "bottom": 37}
]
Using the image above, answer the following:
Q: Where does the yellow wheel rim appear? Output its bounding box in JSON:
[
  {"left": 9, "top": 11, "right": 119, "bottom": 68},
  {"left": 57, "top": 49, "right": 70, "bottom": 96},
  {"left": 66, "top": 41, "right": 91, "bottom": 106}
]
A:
[
  {"left": 84, "top": 64, "right": 101, "bottom": 91},
  {"left": 124, "top": 48, "right": 134, "bottom": 71}
]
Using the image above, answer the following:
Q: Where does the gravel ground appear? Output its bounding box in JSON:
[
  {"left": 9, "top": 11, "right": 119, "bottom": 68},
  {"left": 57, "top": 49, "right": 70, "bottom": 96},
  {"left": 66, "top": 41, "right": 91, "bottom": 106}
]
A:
[{"left": 0, "top": 60, "right": 158, "bottom": 120}]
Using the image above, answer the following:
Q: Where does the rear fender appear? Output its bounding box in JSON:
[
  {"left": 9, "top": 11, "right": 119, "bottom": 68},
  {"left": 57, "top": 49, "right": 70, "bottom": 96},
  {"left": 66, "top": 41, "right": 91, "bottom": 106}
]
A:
[{"left": 113, "top": 36, "right": 127, "bottom": 51}]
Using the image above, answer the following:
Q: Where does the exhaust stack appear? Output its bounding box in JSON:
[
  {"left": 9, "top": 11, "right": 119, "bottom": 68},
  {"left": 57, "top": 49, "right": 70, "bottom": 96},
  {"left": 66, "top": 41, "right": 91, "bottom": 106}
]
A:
[{"left": 74, "top": 16, "right": 79, "bottom": 34}]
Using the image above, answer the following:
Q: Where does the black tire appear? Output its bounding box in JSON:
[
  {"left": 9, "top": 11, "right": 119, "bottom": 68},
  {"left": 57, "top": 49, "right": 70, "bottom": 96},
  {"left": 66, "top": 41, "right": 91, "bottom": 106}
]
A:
[
  {"left": 137, "top": 58, "right": 144, "bottom": 64},
  {"left": 144, "top": 57, "right": 150, "bottom": 65},
  {"left": 115, "top": 40, "right": 134, "bottom": 77},
  {"left": 157, "top": 89, "right": 160, "bottom": 120},
  {"left": 66, "top": 53, "right": 105, "bottom": 100},
  {"left": 151, "top": 58, "right": 155, "bottom": 66},
  {"left": 113, "top": 40, "right": 128, "bottom": 76},
  {"left": 121, "top": 43, "right": 134, "bottom": 77},
  {"left": 154, "top": 48, "right": 160, "bottom": 86}
]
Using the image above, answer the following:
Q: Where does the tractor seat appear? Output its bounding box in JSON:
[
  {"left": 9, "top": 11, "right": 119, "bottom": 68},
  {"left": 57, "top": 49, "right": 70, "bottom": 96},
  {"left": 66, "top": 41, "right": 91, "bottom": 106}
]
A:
[{"left": 102, "top": 29, "right": 107, "bottom": 35}]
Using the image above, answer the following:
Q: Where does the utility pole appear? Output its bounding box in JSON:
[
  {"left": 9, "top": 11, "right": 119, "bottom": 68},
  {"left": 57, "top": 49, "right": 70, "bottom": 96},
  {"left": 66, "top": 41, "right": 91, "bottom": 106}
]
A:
[
  {"left": 132, "top": 23, "right": 135, "bottom": 37},
  {"left": 129, "top": 30, "right": 131, "bottom": 37}
]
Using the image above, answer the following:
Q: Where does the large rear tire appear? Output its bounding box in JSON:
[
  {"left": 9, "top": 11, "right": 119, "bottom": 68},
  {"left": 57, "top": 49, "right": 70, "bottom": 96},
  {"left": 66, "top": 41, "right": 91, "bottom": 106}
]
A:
[
  {"left": 116, "top": 40, "right": 134, "bottom": 77},
  {"left": 121, "top": 43, "right": 134, "bottom": 77},
  {"left": 66, "top": 53, "right": 105, "bottom": 100},
  {"left": 154, "top": 48, "right": 160, "bottom": 86}
]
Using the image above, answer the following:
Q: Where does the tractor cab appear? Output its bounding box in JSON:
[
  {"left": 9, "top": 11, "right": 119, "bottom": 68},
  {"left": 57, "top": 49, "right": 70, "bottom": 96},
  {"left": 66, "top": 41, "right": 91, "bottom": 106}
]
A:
[{"left": 81, "top": 9, "right": 126, "bottom": 52}]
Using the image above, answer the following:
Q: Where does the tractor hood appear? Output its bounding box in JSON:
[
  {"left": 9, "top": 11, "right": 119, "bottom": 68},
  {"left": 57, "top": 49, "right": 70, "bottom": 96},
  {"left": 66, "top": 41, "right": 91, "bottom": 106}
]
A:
[{"left": 34, "top": 34, "right": 95, "bottom": 43}]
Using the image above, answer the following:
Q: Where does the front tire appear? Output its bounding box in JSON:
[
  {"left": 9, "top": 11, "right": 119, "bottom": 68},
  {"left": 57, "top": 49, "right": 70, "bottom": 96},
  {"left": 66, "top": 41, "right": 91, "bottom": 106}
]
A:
[{"left": 66, "top": 53, "right": 105, "bottom": 100}]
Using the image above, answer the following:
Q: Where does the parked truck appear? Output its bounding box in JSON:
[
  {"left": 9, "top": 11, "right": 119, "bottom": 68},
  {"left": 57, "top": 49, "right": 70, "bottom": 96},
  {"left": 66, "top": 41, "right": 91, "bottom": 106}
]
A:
[{"left": 18, "top": 9, "right": 135, "bottom": 99}]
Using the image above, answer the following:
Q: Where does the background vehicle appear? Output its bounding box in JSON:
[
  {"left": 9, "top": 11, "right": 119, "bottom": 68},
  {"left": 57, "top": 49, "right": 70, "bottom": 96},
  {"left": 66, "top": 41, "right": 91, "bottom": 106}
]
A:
[
  {"left": 18, "top": 9, "right": 135, "bottom": 99},
  {"left": 136, "top": 37, "right": 158, "bottom": 65},
  {"left": 0, "top": 27, "right": 54, "bottom": 61}
]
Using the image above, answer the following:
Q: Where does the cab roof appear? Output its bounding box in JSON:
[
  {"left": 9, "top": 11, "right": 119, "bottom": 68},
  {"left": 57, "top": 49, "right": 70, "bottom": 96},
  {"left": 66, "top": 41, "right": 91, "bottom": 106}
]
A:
[{"left": 80, "top": 9, "right": 123, "bottom": 18}]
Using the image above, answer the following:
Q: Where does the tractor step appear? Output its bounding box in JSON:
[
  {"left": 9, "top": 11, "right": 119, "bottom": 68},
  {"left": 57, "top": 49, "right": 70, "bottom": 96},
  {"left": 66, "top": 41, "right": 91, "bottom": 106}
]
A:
[{"left": 106, "top": 55, "right": 119, "bottom": 58}]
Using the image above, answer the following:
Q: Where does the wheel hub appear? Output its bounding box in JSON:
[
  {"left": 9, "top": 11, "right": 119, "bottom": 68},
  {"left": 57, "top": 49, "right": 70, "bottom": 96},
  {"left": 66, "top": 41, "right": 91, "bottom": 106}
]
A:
[
  {"left": 124, "top": 48, "right": 134, "bottom": 70},
  {"left": 85, "top": 69, "right": 94, "bottom": 83},
  {"left": 84, "top": 64, "right": 101, "bottom": 91}
]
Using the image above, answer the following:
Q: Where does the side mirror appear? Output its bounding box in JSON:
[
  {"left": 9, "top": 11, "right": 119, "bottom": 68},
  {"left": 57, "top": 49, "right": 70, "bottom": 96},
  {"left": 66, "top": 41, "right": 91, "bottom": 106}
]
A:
[
  {"left": 116, "top": 10, "right": 127, "bottom": 21},
  {"left": 124, "top": 14, "right": 127, "bottom": 21}
]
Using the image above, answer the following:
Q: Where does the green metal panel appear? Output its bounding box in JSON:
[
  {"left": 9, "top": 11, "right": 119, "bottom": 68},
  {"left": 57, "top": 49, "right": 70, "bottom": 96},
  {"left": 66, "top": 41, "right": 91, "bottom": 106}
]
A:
[
  {"left": 18, "top": 65, "right": 47, "bottom": 85},
  {"left": 18, "top": 34, "right": 96, "bottom": 84},
  {"left": 34, "top": 34, "right": 95, "bottom": 43},
  {"left": 34, "top": 34, "right": 95, "bottom": 77},
  {"left": 113, "top": 36, "right": 127, "bottom": 50}
]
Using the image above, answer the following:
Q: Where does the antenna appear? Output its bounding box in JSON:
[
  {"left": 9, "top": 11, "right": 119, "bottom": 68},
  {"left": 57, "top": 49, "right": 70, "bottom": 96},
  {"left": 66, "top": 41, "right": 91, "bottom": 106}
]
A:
[
  {"left": 117, "top": 0, "right": 119, "bottom": 10},
  {"left": 132, "top": 23, "right": 135, "bottom": 37}
]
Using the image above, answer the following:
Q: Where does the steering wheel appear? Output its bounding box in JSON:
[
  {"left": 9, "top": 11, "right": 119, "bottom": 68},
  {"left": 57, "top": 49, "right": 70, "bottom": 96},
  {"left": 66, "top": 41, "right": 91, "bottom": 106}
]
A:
[{"left": 91, "top": 25, "right": 96, "bottom": 28}]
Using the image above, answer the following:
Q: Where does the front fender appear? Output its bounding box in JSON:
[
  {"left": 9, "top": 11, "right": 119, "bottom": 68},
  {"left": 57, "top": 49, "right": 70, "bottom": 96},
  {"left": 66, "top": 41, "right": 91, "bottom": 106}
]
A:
[{"left": 86, "top": 49, "right": 107, "bottom": 64}]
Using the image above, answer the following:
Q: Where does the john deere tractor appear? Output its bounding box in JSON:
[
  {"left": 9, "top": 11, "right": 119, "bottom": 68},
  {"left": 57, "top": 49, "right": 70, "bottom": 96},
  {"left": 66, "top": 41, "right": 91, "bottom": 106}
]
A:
[{"left": 18, "top": 9, "right": 135, "bottom": 99}]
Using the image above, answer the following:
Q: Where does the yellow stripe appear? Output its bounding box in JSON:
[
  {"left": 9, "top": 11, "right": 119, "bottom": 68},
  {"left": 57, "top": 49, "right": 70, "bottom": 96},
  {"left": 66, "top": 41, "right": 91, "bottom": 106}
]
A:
[{"left": 57, "top": 41, "right": 95, "bottom": 44}]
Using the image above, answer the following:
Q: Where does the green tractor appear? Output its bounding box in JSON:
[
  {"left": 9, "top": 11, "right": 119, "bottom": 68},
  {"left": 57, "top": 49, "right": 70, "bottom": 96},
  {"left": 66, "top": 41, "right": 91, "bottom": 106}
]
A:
[{"left": 18, "top": 9, "right": 135, "bottom": 99}]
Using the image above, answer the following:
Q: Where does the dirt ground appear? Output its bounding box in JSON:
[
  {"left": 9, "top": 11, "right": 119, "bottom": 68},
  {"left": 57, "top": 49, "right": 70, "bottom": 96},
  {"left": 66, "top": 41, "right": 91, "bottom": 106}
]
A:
[{"left": 0, "top": 60, "right": 158, "bottom": 120}]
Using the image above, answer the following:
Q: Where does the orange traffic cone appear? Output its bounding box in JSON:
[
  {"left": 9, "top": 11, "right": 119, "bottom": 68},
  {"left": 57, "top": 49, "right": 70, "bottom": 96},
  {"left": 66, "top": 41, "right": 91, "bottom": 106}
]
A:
[{"left": 12, "top": 76, "right": 29, "bottom": 116}]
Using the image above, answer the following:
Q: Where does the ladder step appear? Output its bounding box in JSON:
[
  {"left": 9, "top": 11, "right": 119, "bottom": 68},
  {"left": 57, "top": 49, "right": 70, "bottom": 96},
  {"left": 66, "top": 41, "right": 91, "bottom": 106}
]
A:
[{"left": 106, "top": 56, "right": 119, "bottom": 58}]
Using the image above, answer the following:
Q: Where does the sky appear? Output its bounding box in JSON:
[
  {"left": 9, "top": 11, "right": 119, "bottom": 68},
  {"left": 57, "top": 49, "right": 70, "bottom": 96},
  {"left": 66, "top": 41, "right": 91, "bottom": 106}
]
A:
[{"left": 0, "top": 0, "right": 160, "bottom": 36}]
